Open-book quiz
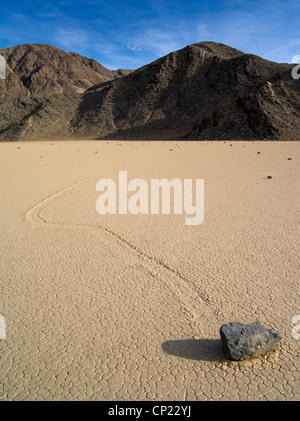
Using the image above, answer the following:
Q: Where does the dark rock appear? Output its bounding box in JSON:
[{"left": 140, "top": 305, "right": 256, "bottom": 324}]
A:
[
  {"left": 267, "top": 176, "right": 272, "bottom": 179},
  {"left": 220, "top": 321, "right": 281, "bottom": 361}
]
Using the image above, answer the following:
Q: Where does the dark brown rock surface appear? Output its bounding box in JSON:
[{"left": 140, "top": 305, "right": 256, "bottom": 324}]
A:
[
  {"left": 1, "top": 42, "right": 299, "bottom": 141},
  {"left": 0, "top": 43, "right": 131, "bottom": 100}
]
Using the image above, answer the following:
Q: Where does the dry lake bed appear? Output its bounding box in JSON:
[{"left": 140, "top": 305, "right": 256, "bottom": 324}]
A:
[{"left": 0, "top": 140, "right": 299, "bottom": 401}]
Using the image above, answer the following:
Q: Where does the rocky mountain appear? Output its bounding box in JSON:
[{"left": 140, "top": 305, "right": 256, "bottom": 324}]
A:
[
  {"left": 0, "top": 43, "right": 132, "bottom": 99},
  {"left": 0, "top": 42, "right": 299, "bottom": 140}
]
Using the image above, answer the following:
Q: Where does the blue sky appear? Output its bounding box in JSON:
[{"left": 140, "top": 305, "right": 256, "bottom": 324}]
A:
[{"left": 0, "top": 0, "right": 299, "bottom": 69}]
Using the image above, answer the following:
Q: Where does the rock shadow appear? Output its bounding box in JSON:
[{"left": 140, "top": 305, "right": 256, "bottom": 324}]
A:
[{"left": 162, "top": 338, "right": 227, "bottom": 363}]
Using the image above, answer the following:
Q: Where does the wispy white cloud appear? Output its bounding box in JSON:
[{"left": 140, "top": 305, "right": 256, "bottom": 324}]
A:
[
  {"left": 197, "top": 24, "right": 208, "bottom": 38},
  {"left": 54, "top": 28, "right": 90, "bottom": 51},
  {"left": 127, "top": 30, "right": 183, "bottom": 57},
  {"left": 0, "top": 0, "right": 299, "bottom": 69},
  {"left": 264, "top": 40, "right": 300, "bottom": 63}
]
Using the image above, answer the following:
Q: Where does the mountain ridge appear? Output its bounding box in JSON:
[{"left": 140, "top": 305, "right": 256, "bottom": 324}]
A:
[
  {"left": 0, "top": 43, "right": 132, "bottom": 99},
  {"left": 0, "top": 42, "right": 299, "bottom": 141}
]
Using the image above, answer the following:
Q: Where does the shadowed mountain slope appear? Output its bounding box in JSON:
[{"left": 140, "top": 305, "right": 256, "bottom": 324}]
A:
[{"left": 0, "top": 42, "right": 299, "bottom": 140}]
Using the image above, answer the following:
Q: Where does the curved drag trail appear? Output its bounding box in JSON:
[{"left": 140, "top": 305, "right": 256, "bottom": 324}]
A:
[
  {"left": 25, "top": 154, "right": 139, "bottom": 224},
  {"left": 25, "top": 152, "right": 215, "bottom": 324}
]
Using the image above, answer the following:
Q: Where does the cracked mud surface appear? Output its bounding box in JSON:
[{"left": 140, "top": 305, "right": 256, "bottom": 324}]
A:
[{"left": 0, "top": 140, "right": 299, "bottom": 400}]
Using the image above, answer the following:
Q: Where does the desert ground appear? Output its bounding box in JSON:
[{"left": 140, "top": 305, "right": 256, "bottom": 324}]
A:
[{"left": 0, "top": 140, "right": 299, "bottom": 401}]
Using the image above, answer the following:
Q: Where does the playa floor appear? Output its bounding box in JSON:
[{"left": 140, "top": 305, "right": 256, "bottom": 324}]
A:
[{"left": 0, "top": 140, "right": 299, "bottom": 401}]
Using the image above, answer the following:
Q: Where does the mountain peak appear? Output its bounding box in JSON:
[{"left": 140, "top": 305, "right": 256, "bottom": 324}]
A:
[
  {"left": 0, "top": 43, "right": 132, "bottom": 99},
  {"left": 192, "top": 41, "right": 245, "bottom": 60}
]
